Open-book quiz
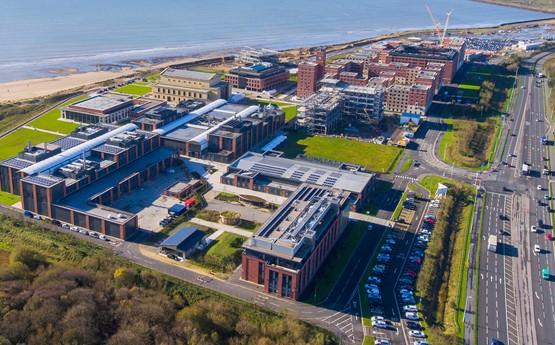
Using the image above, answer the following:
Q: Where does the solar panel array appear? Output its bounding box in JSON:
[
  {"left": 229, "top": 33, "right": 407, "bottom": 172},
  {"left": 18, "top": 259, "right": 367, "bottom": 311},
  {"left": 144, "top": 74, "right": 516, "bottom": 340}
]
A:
[
  {"left": 322, "top": 177, "right": 338, "bottom": 188},
  {"left": 306, "top": 174, "right": 321, "bottom": 184},
  {"left": 2, "top": 157, "right": 33, "bottom": 170},
  {"left": 50, "top": 137, "right": 84, "bottom": 151},
  {"left": 250, "top": 163, "right": 287, "bottom": 177},
  {"left": 93, "top": 144, "right": 125, "bottom": 155},
  {"left": 290, "top": 170, "right": 305, "bottom": 180},
  {"left": 24, "top": 175, "right": 61, "bottom": 187}
]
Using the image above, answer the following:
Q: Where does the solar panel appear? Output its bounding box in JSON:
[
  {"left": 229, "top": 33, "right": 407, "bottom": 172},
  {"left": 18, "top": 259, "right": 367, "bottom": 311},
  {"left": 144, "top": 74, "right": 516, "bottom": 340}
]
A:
[
  {"left": 2, "top": 157, "right": 33, "bottom": 170},
  {"left": 306, "top": 174, "right": 321, "bottom": 183},
  {"left": 250, "top": 163, "right": 287, "bottom": 177},
  {"left": 50, "top": 137, "right": 84, "bottom": 151},
  {"left": 24, "top": 175, "right": 61, "bottom": 187},
  {"left": 322, "top": 177, "right": 338, "bottom": 188},
  {"left": 94, "top": 144, "right": 125, "bottom": 155}
]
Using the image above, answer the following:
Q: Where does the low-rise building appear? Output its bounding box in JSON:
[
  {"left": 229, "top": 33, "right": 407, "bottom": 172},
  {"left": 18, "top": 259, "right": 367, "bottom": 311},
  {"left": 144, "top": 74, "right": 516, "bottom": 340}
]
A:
[
  {"left": 152, "top": 68, "right": 231, "bottom": 103},
  {"left": 225, "top": 63, "right": 290, "bottom": 91},
  {"left": 160, "top": 226, "right": 205, "bottom": 259},
  {"left": 61, "top": 93, "right": 134, "bottom": 124}
]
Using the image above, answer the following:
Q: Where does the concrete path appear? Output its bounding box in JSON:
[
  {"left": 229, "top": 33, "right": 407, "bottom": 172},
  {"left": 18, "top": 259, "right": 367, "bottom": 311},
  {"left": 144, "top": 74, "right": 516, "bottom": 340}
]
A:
[
  {"left": 190, "top": 217, "right": 253, "bottom": 238},
  {"left": 22, "top": 125, "right": 64, "bottom": 136},
  {"left": 348, "top": 211, "right": 395, "bottom": 228}
]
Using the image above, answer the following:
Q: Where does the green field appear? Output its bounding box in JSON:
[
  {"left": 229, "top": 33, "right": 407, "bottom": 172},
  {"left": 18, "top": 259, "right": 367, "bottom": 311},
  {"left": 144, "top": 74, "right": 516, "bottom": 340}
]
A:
[
  {"left": 399, "top": 153, "right": 413, "bottom": 173},
  {"left": 114, "top": 83, "right": 152, "bottom": 96},
  {"left": 420, "top": 175, "right": 454, "bottom": 194},
  {"left": 27, "top": 95, "right": 88, "bottom": 134},
  {"left": 0, "top": 128, "right": 61, "bottom": 161},
  {"left": 0, "top": 191, "right": 20, "bottom": 206},
  {"left": 275, "top": 132, "right": 402, "bottom": 173},
  {"left": 205, "top": 232, "right": 246, "bottom": 259}
]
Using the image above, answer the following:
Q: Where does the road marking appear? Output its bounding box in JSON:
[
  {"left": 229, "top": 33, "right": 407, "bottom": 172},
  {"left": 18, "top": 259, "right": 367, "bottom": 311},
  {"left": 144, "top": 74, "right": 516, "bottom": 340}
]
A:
[{"left": 538, "top": 318, "right": 543, "bottom": 327}]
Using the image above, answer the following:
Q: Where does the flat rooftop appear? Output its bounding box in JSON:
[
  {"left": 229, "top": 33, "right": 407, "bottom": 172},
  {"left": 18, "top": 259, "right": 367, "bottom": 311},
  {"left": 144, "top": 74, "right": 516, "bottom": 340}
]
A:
[
  {"left": 162, "top": 68, "right": 216, "bottom": 81},
  {"left": 243, "top": 184, "right": 348, "bottom": 260},
  {"left": 68, "top": 94, "right": 133, "bottom": 112},
  {"left": 229, "top": 151, "right": 374, "bottom": 194},
  {"left": 58, "top": 147, "right": 176, "bottom": 222}
]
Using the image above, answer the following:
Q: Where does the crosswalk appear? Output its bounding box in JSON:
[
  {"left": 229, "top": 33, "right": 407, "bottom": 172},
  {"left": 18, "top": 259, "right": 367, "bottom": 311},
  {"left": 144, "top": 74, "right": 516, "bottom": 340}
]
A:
[{"left": 395, "top": 175, "right": 417, "bottom": 181}]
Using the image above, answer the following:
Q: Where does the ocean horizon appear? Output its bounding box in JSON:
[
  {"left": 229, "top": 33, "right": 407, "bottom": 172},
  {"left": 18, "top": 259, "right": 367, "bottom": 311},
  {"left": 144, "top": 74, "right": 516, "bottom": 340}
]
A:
[{"left": 0, "top": 0, "right": 552, "bottom": 83}]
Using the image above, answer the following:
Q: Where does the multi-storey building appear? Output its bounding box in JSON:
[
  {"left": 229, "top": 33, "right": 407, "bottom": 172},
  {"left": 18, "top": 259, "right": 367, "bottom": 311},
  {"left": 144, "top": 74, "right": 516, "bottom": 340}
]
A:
[
  {"left": 241, "top": 184, "right": 352, "bottom": 300},
  {"left": 384, "top": 84, "right": 433, "bottom": 115},
  {"left": 296, "top": 91, "right": 344, "bottom": 134},
  {"left": 61, "top": 93, "right": 134, "bottom": 124},
  {"left": 237, "top": 47, "right": 280, "bottom": 65},
  {"left": 157, "top": 100, "right": 285, "bottom": 162},
  {"left": 0, "top": 124, "right": 178, "bottom": 239},
  {"left": 152, "top": 68, "right": 231, "bottom": 103},
  {"left": 224, "top": 63, "right": 290, "bottom": 91},
  {"left": 296, "top": 47, "right": 326, "bottom": 98},
  {"left": 385, "top": 44, "right": 462, "bottom": 83}
]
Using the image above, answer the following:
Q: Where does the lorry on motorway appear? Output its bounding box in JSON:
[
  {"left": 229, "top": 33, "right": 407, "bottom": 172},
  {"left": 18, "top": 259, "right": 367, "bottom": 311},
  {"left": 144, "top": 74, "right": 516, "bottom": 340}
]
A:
[{"left": 488, "top": 235, "right": 498, "bottom": 252}]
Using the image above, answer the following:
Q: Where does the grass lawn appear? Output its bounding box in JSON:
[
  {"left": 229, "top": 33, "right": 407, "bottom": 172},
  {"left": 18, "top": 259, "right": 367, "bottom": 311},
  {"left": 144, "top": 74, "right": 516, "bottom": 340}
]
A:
[
  {"left": 304, "top": 221, "right": 367, "bottom": 304},
  {"left": 205, "top": 232, "right": 246, "bottom": 258},
  {"left": 0, "top": 128, "right": 61, "bottom": 161},
  {"left": 114, "top": 83, "right": 152, "bottom": 96},
  {"left": 275, "top": 132, "right": 402, "bottom": 173},
  {"left": 0, "top": 192, "right": 20, "bottom": 206},
  {"left": 246, "top": 99, "right": 298, "bottom": 122},
  {"left": 391, "top": 190, "right": 408, "bottom": 221},
  {"left": 420, "top": 176, "right": 455, "bottom": 194},
  {"left": 27, "top": 95, "right": 88, "bottom": 134},
  {"left": 399, "top": 153, "right": 413, "bottom": 173}
]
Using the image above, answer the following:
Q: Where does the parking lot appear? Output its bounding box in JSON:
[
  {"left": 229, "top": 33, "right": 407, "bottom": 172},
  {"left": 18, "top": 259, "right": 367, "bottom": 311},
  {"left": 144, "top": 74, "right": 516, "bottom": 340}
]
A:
[
  {"left": 110, "top": 163, "right": 196, "bottom": 232},
  {"left": 365, "top": 191, "right": 440, "bottom": 345}
]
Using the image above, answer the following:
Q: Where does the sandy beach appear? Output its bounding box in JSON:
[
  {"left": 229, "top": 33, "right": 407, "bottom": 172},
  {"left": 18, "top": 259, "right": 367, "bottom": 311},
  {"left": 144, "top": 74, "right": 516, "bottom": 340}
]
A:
[{"left": 0, "top": 57, "right": 200, "bottom": 103}]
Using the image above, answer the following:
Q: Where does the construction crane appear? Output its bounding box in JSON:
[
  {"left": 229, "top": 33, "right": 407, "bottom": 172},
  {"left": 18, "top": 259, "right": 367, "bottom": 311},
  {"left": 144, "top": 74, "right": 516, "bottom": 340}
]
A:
[
  {"left": 425, "top": 4, "right": 442, "bottom": 43},
  {"left": 440, "top": 9, "right": 455, "bottom": 46}
]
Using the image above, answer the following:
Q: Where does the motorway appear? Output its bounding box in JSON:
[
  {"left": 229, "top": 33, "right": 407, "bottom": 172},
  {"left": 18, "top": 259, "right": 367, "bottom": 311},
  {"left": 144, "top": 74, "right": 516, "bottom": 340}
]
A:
[{"left": 475, "top": 51, "right": 555, "bottom": 345}]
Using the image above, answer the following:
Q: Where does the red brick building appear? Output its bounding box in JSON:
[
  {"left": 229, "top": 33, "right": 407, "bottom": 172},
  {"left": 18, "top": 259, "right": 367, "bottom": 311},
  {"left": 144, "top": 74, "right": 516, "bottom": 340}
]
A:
[
  {"left": 241, "top": 184, "right": 351, "bottom": 300},
  {"left": 296, "top": 47, "right": 326, "bottom": 98},
  {"left": 224, "top": 63, "right": 290, "bottom": 91}
]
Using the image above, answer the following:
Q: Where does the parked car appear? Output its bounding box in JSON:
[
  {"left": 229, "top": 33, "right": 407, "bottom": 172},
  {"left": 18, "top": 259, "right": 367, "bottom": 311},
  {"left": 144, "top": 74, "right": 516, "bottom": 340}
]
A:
[
  {"left": 381, "top": 245, "right": 393, "bottom": 253},
  {"left": 374, "top": 340, "right": 391, "bottom": 345},
  {"left": 50, "top": 219, "right": 62, "bottom": 226},
  {"left": 406, "top": 312, "right": 419, "bottom": 320},
  {"left": 409, "top": 330, "right": 426, "bottom": 338},
  {"left": 33, "top": 214, "right": 43, "bottom": 220},
  {"left": 372, "top": 320, "right": 387, "bottom": 329},
  {"left": 371, "top": 316, "right": 385, "bottom": 322},
  {"left": 399, "top": 278, "right": 414, "bottom": 285},
  {"left": 370, "top": 307, "right": 384, "bottom": 315},
  {"left": 89, "top": 232, "right": 99, "bottom": 238},
  {"left": 407, "top": 321, "right": 422, "bottom": 330},
  {"left": 61, "top": 223, "right": 70, "bottom": 229},
  {"left": 403, "top": 305, "right": 418, "bottom": 312},
  {"left": 166, "top": 253, "right": 179, "bottom": 261},
  {"left": 23, "top": 211, "right": 34, "bottom": 218},
  {"left": 99, "top": 234, "right": 108, "bottom": 241},
  {"left": 414, "top": 341, "right": 429, "bottom": 345},
  {"left": 78, "top": 229, "right": 89, "bottom": 235}
]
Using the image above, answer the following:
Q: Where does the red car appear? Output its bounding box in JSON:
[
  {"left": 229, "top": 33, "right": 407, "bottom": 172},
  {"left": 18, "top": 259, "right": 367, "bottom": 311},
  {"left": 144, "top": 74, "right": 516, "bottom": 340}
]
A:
[
  {"left": 406, "top": 270, "right": 417, "bottom": 277},
  {"left": 411, "top": 259, "right": 422, "bottom": 265},
  {"left": 425, "top": 218, "right": 435, "bottom": 224},
  {"left": 547, "top": 233, "right": 553, "bottom": 241}
]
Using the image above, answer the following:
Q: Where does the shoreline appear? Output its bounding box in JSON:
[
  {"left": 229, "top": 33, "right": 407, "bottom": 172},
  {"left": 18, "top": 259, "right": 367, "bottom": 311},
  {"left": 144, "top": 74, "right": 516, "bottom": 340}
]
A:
[
  {"left": 1, "top": 17, "right": 554, "bottom": 104},
  {"left": 472, "top": 0, "right": 555, "bottom": 14}
]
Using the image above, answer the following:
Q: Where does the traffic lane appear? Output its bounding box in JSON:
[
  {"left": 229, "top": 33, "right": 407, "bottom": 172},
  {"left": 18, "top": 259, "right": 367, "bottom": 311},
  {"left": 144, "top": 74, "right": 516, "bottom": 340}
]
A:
[{"left": 478, "top": 194, "right": 509, "bottom": 342}]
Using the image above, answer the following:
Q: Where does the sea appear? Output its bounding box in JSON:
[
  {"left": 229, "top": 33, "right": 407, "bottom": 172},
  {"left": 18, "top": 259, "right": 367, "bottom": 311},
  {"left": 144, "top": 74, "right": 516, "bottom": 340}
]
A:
[{"left": 0, "top": 0, "right": 552, "bottom": 83}]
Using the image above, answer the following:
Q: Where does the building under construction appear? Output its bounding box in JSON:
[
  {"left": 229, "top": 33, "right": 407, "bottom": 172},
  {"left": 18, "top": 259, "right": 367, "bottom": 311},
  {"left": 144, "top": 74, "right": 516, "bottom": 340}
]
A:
[
  {"left": 320, "top": 82, "right": 384, "bottom": 124},
  {"left": 237, "top": 46, "right": 280, "bottom": 65},
  {"left": 296, "top": 92, "right": 344, "bottom": 135}
]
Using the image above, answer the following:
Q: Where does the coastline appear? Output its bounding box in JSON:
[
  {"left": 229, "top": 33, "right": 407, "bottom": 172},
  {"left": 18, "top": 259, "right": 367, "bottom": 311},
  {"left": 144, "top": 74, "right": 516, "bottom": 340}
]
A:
[
  {"left": 472, "top": 0, "right": 555, "bottom": 14},
  {"left": 1, "top": 17, "right": 554, "bottom": 104}
]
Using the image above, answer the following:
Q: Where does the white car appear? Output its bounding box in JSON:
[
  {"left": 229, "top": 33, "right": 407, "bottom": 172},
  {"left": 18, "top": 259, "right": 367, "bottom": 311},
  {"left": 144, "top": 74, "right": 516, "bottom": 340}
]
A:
[
  {"left": 399, "top": 289, "right": 413, "bottom": 295},
  {"left": 371, "top": 316, "right": 385, "bottom": 322},
  {"left": 534, "top": 244, "right": 541, "bottom": 253},
  {"left": 375, "top": 340, "right": 391, "bottom": 345},
  {"left": 403, "top": 305, "right": 419, "bottom": 312},
  {"left": 89, "top": 232, "right": 99, "bottom": 238},
  {"left": 406, "top": 312, "right": 419, "bottom": 320},
  {"left": 531, "top": 225, "right": 538, "bottom": 233},
  {"left": 372, "top": 320, "right": 387, "bottom": 329},
  {"left": 99, "top": 234, "right": 108, "bottom": 241},
  {"left": 62, "top": 223, "right": 70, "bottom": 229},
  {"left": 537, "top": 185, "right": 543, "bottom": 190},
  {"left": 409, "top": 330, "right": 426, "bottom": 338},
  {"left": 365, "top": 283, "right": 379, "bottom": 289},
  {"left": 413, "top": 341, "right": 429, "bottom": 345}
]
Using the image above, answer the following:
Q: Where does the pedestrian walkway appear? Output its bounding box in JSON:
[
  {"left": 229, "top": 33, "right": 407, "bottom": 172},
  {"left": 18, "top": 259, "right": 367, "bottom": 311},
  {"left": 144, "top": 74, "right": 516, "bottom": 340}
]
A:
[
  {"left": 190, "top": 217, "right": 253, "bottom": 238},
  {"left": 349, "top": 212, "right": 395, "bottom": 228},
  {"left": 22, "top": 125, "right": 63, "bottom": 136}
]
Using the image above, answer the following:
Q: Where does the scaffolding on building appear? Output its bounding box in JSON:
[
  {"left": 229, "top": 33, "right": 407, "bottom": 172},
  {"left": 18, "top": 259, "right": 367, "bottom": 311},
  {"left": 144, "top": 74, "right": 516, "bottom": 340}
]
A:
[{"left": 297, "top": 92, "right": 344, "bottom": 135}]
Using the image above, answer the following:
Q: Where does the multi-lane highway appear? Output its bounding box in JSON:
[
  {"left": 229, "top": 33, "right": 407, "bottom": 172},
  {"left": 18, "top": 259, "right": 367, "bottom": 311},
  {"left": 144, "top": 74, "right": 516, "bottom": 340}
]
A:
[{"left": 475, "top": 51, "right": 555, "bottom": 345}]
